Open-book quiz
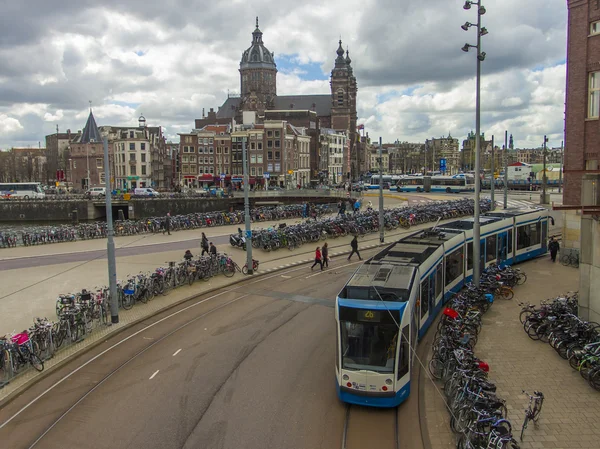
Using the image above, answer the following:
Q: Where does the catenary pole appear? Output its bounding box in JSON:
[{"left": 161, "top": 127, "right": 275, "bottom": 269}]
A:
[
  {"left": 490, "top": 135, "right": 495, "bottom": 210},
  {"left": 472, "top": 3, "right": 483, "bottom": 286},
  {"left": 503, "top": 130, "right": 508, "bottom": 209},
  {"left": 379, "top": 137, "right": 384, "bottom": 243},
  {"left": 242, "top": 137, "right": 253, "bottom": 274},
  {"left": 103, "top": 136, "right": 118, "bottom": 323}
]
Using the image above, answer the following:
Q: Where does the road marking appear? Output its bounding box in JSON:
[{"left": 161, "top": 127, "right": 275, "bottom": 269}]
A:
[
  {"left": 0, "top": 289, "right": 243, "bottom": 431},
  {"left": 149, "top": 370, "right": 160, "bottom": 380},
  {"left": 280, "top": 275, "right": 291, "bottom": 278},
  {"left": 305, "top": 259, "right": 364, "bottom": 279},
  {"left": 172, "top": 349, "right": 182, "bottom": 357}
]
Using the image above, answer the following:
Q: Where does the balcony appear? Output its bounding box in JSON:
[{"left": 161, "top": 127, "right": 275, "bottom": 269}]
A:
[{"left": 129, "top": 160, "right": 136, "bottom": 165}]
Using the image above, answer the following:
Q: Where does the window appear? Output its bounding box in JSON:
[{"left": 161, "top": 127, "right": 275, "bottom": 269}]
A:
[
  {"left": 183, "top": 165, "right": 189, "bottom": 174},
  {"left": 591, "top": 21, "right": 599, "bottom": 35},
  {"left": 198, "top": 166, "right": 203, "bottom": 174},
  {"left": 209, "top": 157, "right": 214, "bottom": 164},
  {"left": 129, "top": 131, "right": 134, "bottom": 138},
  {"left": 267, "top": 130, "right": 273, "bottom": 137},
  {"left": 267, "top": 163, "right": 273, "bottom": 171},
  {"left": 435, "top": 264, "right": 443, "bottom": 300},
  {"left": 198, "top": 147, "right": 204, "bottom": 154},
  {"left": 517, "top": 223, "right": 541, "bottom": 250},
  {"left": 129, "top": 143, "right": 135, "bottom": 151},
  {"left": 251, "top": 167, "right": 256, "bottom": 176},
  {"left": 397, "top": 325, "right": 410, "bottom": 380},
  {"left": 100, "top": 172, "right": 106, "bottom": 184},
  {"left": 224, "top": 147, "right": 229, "bottom": 154},
  {"left": 130, "top": 166, "right": 137, "bottom": 175},
  {"left": 445, "top": 247, "right": 464, "bottom": 286},
  {"left": 420, "top": 278, "right": 430, "bottom": 318},
  {"left": 251, "top": 142, "right": 256, "bottom": 150},
  {"left": 209, "top": 147, "right": 214, "bottom": 154},
  {"left": 182, "top": 155, "right": 189, "bottom": 163},
  {"left": 257, "top": 142, "right": 262, "bottom": 150},
  {"left": 267, "top": 140, "right": 273, "bottom": 148},
  {"left": 274, "top": 130, "right": 280, "bottom": 138},
  {"left": 129, "top": 153, "right": 136, "bottom": 161},
  {"left": 189, "top": 155, "right": 196, "bottom": 163},
  {"left": 275, "top": 162, "right": 281, "bottom": 171},
  {"left": 467, "top": 242, "right": 473, "bottom": 271},
  {"left": 209, "top": 138, "right": 213, "bottom": 144},
  {"left": 275, "top": 151, "right": 280, "bottom": 160},
  {"left": 251, "top": 155, "right": 256, "bottom": 163},
  {"left": 508, "top": 230, "right": 513, "bottom": 255},
  {"left": 268, "top": 151, "right": 273, "bottom": 160},
  {"left": 141, "top": 165, "right": 147, "bottom": 175},
  {"left": 257, "top": 155, "right": 263, "bottom": 163},
  {"left": 589, "top": 72, "right": 599, "bottom": 118},
  {"left": 486, "top": 235, "right": 497, "bottom": 262},
  {"left": 337, "top": 89, "right": 344, "bottom": 106},
  {"left": 96, "top": 158, "right": 103, "bottom": 168},
  {"left": 275, "top": 140, "right": 280, "bottom": 148},
  {"left": 141, "top": 154, "right": 146, "bottom": 163},
  {"left": 141, "top": 143, "right": 146, "bottom": 151}
]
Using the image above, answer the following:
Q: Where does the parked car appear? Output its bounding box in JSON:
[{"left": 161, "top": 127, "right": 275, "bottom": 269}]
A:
[
  {"left": 134, "top": 187, "right": 161, "bottom": 197},
  {"left": 85, "top": 187, "right": 106, "bottom": 198}
]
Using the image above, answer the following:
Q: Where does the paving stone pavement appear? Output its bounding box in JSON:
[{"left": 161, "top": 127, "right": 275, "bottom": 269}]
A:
[{"left": 423, "top": 256, "right": 600, "bottom": 449}]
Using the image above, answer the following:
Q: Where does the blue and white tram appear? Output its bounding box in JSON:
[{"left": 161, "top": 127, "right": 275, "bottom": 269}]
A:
[{"left": 335, "top": 206, "right": 550, "bottom": 407}]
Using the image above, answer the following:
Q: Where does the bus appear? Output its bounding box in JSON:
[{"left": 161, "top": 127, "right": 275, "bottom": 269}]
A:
[
  {"left": 396, "top": 175, "right": 474, "bottom": 193},
  {"left": 0, "top": 182, "right": 46, "bottom": 199},
  {"left": 368, "top": 174, "right": 402, "bottom": 189}
]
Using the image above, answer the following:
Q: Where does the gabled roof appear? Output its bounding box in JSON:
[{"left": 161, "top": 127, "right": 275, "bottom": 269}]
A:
[
  {"left": 200, "top": 124, "right": 231, "bottom": 134},
  {"left": 79, "top": 111, "right": 102, "bottom": 144},
  {"left": 216, "top": 97, "right": 242, "bottom": 119},
  {"left": 273, "top": 95, "right": 331, "bottom": 116}
]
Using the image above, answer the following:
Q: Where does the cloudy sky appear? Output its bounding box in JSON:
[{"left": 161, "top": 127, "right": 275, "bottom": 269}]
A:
[{"left": 0, "top": 0, "right": 567, "bottom": 150}]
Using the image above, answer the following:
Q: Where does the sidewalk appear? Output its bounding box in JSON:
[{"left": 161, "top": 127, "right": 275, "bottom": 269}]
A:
[{"left": 423, "top": 256, "right": 600, "bottom": 449}]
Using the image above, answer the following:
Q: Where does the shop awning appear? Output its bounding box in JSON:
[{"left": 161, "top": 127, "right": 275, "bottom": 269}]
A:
[{"left": 198, "top": 174, "right": 214, "bottom": 181}]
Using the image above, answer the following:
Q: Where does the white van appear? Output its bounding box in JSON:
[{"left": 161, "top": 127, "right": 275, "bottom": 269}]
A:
[
  {"left": 85, "top": 187, "right": 106, "bottom": 198},
  {"left": 134, "top": 187, "right": 160, "bottom": 197}
]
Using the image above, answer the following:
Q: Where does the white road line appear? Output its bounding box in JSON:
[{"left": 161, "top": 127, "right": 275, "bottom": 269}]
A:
[
  {"left": 0, "top": 289, "right": 239, "bottom": 430},
  {"left": 172, "top": 349, "right": 182, "bottom": 357},
  {"left": 149, "top": 370, "right": 160, "bottom": 380},
  {"left": 280, "top": 275, "right": 291, "bottom": 278},
  {"left": 305, "top": 259, "right": 364, "bottom": 279}
]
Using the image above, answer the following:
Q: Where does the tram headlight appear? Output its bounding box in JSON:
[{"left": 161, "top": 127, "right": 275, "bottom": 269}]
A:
[
  {"left": 385, "top": 378, "right": 392, "bottom": 385},
  {"left": 343, "top": 374, "right": 349, "bottom": 381}
]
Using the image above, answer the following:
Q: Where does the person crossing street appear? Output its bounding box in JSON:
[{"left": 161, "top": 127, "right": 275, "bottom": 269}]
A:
[
  {"left": 347, "top": 235, "right": 362, "bottom": 261},
  {"left": 549, "top": 237, "right": 560, "bottom": 262},
  {"left": 311, "top": 246, "right": 323, "bottom": 271}
]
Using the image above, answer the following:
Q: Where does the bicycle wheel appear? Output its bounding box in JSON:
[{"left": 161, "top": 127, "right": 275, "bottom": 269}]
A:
[
  {"left": 223, "top": 265, "right": 235, "bottom": 277},
  {"left": 516, "top": 272, "right": 527, "bottom": 285},
  {"left": 501, "top": 287, "right": 514, "bottom": 300},
  {"left": 122, "top": 295, "right": 134, "bottom": 310},
  {"left": 560, "top": 254, "right": 570, "bottom": 266},
  {"left": 520, "top": 415, "right": 529, "bottom": 441},
  {"left": 29, "top": 353, "right": 44, "bottom": 372},
  {"left": 242, "top": 265, "right": 248, "bottom": 275}
]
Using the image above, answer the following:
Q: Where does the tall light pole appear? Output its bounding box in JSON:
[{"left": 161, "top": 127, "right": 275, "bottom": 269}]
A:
[
  {"left": 103, "top": 136, "right": 118, "bottom": 324},
  {"left": 503, "top": 130, "right": 508, "bottom": 209},
  {"left": 379, "top": 137, "right": 384, "bottom": 243},
  {"left": 490, "top": 135, "right": 495, "bottom": 210},
  {"left": 242, "top": 137, "right": 253, "bottom": 274},
  {"left": 558, "top": 140, "right": 563, "bottom": 193},
  {"left": 541, "top": 135, "right": 548, "bottom": 203},
  {"left": 462, "top": 0, "right": 488, "bottom": 285}
]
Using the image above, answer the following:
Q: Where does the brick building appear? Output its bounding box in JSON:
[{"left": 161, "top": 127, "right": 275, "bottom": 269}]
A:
[
  {"left": 564, "top": 0, "right": 600, "bottom": 205},
  {"left": 68, "top": 111, "right": 109, "bottom": 190},
  {"left": 425, "top": 135, "right": 460, "bottom": 174}
]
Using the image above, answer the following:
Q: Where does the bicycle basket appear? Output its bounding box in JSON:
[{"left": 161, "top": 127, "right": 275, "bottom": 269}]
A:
[
  {"left": 80, "top": 292, "right": 92, "bottom": 302},
  {"left": 60, "top": 296, "right": 75, "bottom": 305},
  {"left": 11, "top": 332, "right": 30, "bottom": 345}
]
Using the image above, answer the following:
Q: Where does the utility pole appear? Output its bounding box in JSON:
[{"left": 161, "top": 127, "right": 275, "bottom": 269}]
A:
[
  {"left": 558, "top": 140, "right": 563, "bottom": 194},
  {"left": 103, "top": 136, "right": 118, "bottom": 324},
  {"left": 490, "top": 135, "right": 495, "bottom": 210},
  {"left": 379, "top": 137, "right": 384, "bottom": 243},
  {"left": 242, "top": 137, "right": 253, "bottom": 274},
  {"left": 542, "top": 135, "right": 548, "bottom": 204},
  {"left": 503, "top": 130, "right": 508, "bottom": 209}
]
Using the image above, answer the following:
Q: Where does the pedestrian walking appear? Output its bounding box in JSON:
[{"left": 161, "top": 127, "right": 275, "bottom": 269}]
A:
[
  {"left": 347, "top": 235, "right": 362, "bottom": 261},
  {"left": 311, "top": 246, "right": 323, "bottom": 271},
  {"left": 201, "top": 232, "right": 209, "bottom": 256},
  {"left": 549, "top": 237, "right": 560, "bottom": 262},
  {"left": 209, "top": 242, "right": 217, "bottom": 257},
  {"left": 163, "top": 212, "right": 172, "bottom": 235},
  {"left": 322, "top": 242, "right": 329, "bottom": 269},
  {"left": 354, "top": 199, "right": 361, "bottom": 214},
  {"left": 340, "top": 201, "right": 346, "bottom": 217}
]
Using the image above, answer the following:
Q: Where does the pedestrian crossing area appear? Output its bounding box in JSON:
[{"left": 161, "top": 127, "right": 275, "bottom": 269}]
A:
[{"left": 405, "top": 195, "right": 538, "bottom": 210}]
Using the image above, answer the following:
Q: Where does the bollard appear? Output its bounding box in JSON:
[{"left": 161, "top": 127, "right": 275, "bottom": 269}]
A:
[
  {"left": 118, "top": 209, "right": 125, "bottom": 221},
  {"left": 71, "top": 209, "right": 79, "bottom": 225}
]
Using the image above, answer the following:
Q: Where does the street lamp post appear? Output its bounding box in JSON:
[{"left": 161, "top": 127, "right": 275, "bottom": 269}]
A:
[
  {"left": 542, "top": 135, "right": 548, "bottom": 204},
  {"left": 242, "top": 137, "right": 253, "bottom": 274},
  {"left": 503, "top": 130, "right": 508, "bottom": 209},
  {"left": 379, "top": 137, "right": 384, "bottom": 243},
  {"left": 462, "top": 0, "right": 487, "bottom": 286},
  {"left": 490, "top": 135, "right": 495, "bottom": 210},
  {"left": 558, "top": 140, "right": 563, "bottom": 194}
]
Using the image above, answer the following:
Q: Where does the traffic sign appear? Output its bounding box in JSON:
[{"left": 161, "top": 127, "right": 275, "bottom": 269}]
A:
[
  {"left": 220, "top": 173, "right": 226, "bottom": 180},
  {"left": 263, "top": 172, "right": 270, "bottom": 179}
]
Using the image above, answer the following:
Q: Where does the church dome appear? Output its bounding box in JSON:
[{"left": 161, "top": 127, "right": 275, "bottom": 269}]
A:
[{"left": 240, "top": 17, "right": 277, "bottom": 70}]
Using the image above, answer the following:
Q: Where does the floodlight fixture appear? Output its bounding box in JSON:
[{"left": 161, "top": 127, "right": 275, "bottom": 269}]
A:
[
  {"left": 480, "top": 27, "right": 489, "bottom": 36},
  {"left": 478, "top": 51, "right": 486, "bottom": 61},
  {"left": 463, "top": 1, "right": 472, "bottom": 10},
  {"left": 461, "top": 22, "right": 472, "bottom": 31},
  {"left": 461, "top": 43, "right": 471, "bottom": 52},
  {"left": 479, "top": 5, "right": 486, "bottom": 15}
]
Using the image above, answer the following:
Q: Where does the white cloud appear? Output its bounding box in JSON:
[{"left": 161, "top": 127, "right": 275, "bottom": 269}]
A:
[
  {"left": 0, "top": 114, "right": 23, "bottom": 134},
  {"left": 0, "top": 0, "right": 567, "bottom": 149}
]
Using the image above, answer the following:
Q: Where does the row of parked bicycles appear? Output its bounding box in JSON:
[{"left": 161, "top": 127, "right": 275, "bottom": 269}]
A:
[
  {"left": 0, "top": 251, "right": 251, "bottom": 386},
  {"left": 243, "top": 199, "right": 492, "bottom": 252},
  {"left": 520, "top": 292, "right": 600, "bottom": 390},
  {"left": 429, "top": 265, "right": 543, "bottom": 448},
  {"left": 0, "top": 203, "right": 331, "bottom": 248}
]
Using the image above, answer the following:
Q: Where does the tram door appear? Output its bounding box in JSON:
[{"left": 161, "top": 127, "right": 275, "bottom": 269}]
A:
[
  {"left": 497, "top": 231, "right": 508, "bottom": 263},
  {"left": 541, "top": 219, "right": 548, "bottom": 252}
]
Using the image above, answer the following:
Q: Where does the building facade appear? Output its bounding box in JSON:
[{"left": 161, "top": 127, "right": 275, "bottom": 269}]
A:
[
  {"left": 425, "top": 135, "right": 460, "bottom": 174},
  {"left": 564, "top": 0, "right": 600, "bottom": 205},
  {"left": 45, "top": 131, "right": 74, "bottom": 183},
  {"left": 68, "top": 111, "right": 108, "bottom": 190},
  {"left": 320, "top": 128, "right": 347, "bottom": 184}
]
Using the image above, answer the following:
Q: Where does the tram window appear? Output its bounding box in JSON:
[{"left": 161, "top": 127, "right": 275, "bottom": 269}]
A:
[
  {"left": 435, "top": 264, "right": 443, "bottom": 299},
  {"left": 486, "top": 235, "right": 497, "bottom": 262},
  {"left": 508, "top": 229, "right": 513, "bottom": 254},
  {"left": 336, "top": 331, "right": 340, "bottom": 371},
  {"left": 467, "top": 242, "right": 474, "bottom": 270},
  {"left": 340, "top": 321, "right": 398, "bottom": 373},
  {"left": 420, "top": 278, "right": 430, "bottom": 319},
  {"left": 397, "top": 325, "right": 410, "bottom": 380},
  {"left": 445, "top": 247, "right": 464, "bottom": 286},
  {"left": 517, "top": 223, "right": 541, "bottom": 250}
]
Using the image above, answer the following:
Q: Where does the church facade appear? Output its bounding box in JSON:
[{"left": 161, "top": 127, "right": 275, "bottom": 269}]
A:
[{"left": 195, "top": 18, "right": 359, "bottom": 181}]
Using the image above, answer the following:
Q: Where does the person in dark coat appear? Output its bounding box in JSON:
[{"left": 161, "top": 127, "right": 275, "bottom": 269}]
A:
[
  {"left": 311, "top": 246, "right": 323, "bottom": 271},
  {"left": 209, "top": 242, "right": 217, "bottom": 257},
  {"left": 347, "top": 236, "right": 362, "bottom": 261},
  {"left": 549, "top": 237, "right": 560, "bottom": 262},
  {"left": 201, "top": 232, "right": 209, "bottom": 256},
  {"left": 322, "top": 242, "right": 329, "bottom": 269},
  {"left": 163, "top": 212, "right": 171, "bottom": 235}
]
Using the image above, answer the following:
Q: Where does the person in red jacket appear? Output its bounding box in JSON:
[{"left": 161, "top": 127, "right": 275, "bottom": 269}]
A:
[{"left": 311, "top": 246, "right": 323, "bottom": 271}]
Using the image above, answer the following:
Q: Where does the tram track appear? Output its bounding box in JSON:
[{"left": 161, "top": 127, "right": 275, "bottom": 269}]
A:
[{"left": 342, "top": 404, "right": 399, "bottom": 449}]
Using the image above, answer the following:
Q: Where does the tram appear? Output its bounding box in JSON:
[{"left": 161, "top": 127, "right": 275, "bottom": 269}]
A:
[{"left": 335, "top": 206, "right": 550, "bottom": 407}]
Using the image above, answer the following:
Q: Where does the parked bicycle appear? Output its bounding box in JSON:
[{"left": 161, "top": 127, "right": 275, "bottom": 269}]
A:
[{"left": 520, "top": 390, "right": 544, "bottom": 441}]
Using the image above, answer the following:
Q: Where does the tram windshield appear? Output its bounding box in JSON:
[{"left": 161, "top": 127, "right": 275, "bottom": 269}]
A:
[{"left": 340, "top": 321, "right": 398, "bottom": 373}]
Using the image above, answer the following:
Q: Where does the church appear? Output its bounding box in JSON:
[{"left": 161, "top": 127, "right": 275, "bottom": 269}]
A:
[{"left": 195, "top": 18, "right": 359, "bottom": 180}]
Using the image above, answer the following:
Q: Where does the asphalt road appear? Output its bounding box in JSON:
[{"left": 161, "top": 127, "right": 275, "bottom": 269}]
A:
[{"left": 0, "top": 247, "right": 425, "bottom": 449}]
